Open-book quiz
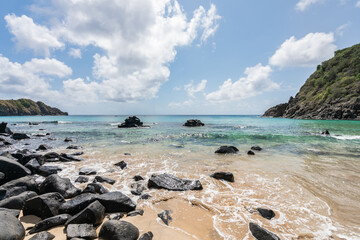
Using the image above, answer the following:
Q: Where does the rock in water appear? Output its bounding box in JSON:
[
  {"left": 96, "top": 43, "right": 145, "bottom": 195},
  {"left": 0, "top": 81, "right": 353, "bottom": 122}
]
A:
[
  {"left": 158, "top": 210, "right": 172, "bottom": 225},
  {"left": 39, "top": 174, "right": 81, "bottom": 198},
  {"left": 29, "top": 231, "right": 55, "bottom": 240},
  {"left": 133, "top": 175, "right": 144, "bottom": 181},
  {"left": 0, "top": 122, "right": 13, "bottom": 134},
  {"left": 183, "top": 119, "right": 205, "bottom": 127},
  {"left": 29, "top": 214, "right": 72, "bottom": 234},
  {"left": 148, "top": 173, "right": 203, "bottom": 191},
  {"left": 23, "top": 192, "right": 65, "bottom": 219},
  {"left": 249, "top": 222, "right": 281, "bottom": 240},
  {"left": 251, "top": 146, "right": 263, "bottom": 151},
  {"left": 0, "top": 156, "right": 31, "bottom": 184},
  {"left": 66, "top": 224, "right": 97, "bottom": 239},
  {"left": 94, "top": 176, "right": 115, "bottom": 185},
  {"left": 257, "top": 208, "right": 276, "bottom": 220},
  {"left": 118, "top": 116, "right": 145, "bottom": 128},
  {"left": 210, "top": 172, "right": 234, "bottom": 182},
  {"left": 215, "top": 146, "right": 239, "bottom": 154},
  {"left": 79, "top": 168, "right": 97, "bottom": 175},
  {"left": 12, "top": 133, "right": 30, "bottom": 140},
  {"left": 0, "top": 212, "right": 25, "bottom": 240},
  {"left": 66, "top": 200, "right": 105, "bottom": 226},
  {"left": 247, "top": 150, "right": 255, "bottom": 155},
  {"left": 99, "top": 220, "right": 139, "bottom": 240},
  {"left": 139, "top": 232, "right": 153, "bottom": 240},
  {"left": 114, "top": 161, "right": 127, "bottom": 169}
]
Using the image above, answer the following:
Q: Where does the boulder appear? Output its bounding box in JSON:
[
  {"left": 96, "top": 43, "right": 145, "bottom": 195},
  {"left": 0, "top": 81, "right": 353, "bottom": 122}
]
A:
[
  {"left": 107, "top": 213, "right": 124, "bottom": 220},
  {"left": 39, "top": 174, "right": 81, "bottom": 198},
  {"left": 71, "top": 151, "right": 84, "bottom": 156},
  {"left": 0, "top": 122, "right": 13, "bottom": 134},
  {"left": 251, "top": 146, "right": 263, "bottom": 151},
  {"left": 82, "top": 183, "right": 109, "bottom": 194},
  {"left": 158, "top": 210, "right": 172, "bottom": 225},
  {"left": 322, "top": 130, "right": 330, "bottom": 135},
  {"left": 0, "top": 207, "right": 21, "bottom": 218},
  {"left": 43, "top": 152, "right": 60, "bottom": 161},
  {"left": 29, "top": 231, "right": 55, "bottom": 240},
  {"left": 210, "top": 172, "right": 234, "bottom": 182},
  {"left": 0, "top": 156, "right": 31, "bottom": 184},
  {"left": 23, "top": 192, "right": 65, "bottom": 219},
  {"left": 59, "top": 193, "right": 97, "bottom": 215},
  {"left": 215, "top": 146, "right": 239, "bottom": 154},
  {"left": 64, "top": 137, "right": 73, "bottom": 142},
  {"left": 114, "top": 161, "right": 127, "bottom": 169},
  {"left": 25, "top": 159, "right": 41, "bottom": 173},
  {"left": 127, "top": 209, "right": 144, "bottom": 217},
  {"left": 249, "top": 222, "right": 280, "bottom": 240},
  {"left": 79, "top": 168, "right": 97, "bottom": 175},
  {"left": 29, "top": 214, "right": 72, "bottom": 234},
  {"left": 257, "top": 208, "right": 276, "bottom": 220},
  {"left": 94, "top": 176, "right": 115, "bottom": 185},
  {"left": 60, "top": 153, "right": 83, "bottom": 162},
  {"left": 0, "top": 176, "right": 38, "bottom": 200},
  {"left": 183, "top": 119, "right": 204, "bottom": 127},
  {"left": 0, "top": 172, "right": 4, "bottom": 180},
  {"left": 140, "top": 194, "right": 151, "bottom": 200},
  {"left": 67, "top": 145, "right": 81, "bottom": 150},
  {"left": 139, "top": 232, "right": 153, "bottom": 240},
  {"left": 66, "top": 200, "right": 105, "bottom": 226},
  {"left": 118, "top": 116, "right": 144, "bottom": 128},
  {"left": 0, "top": 211, "right": 25, "bottom": 240},
  {"left": 148, "top": 173, "right": 202, "bottom": 191},
  {"left": 247, "top": 150, "right": 255, "bottom": 155},
  {"left": 12, "top": 133, "right": 30, "bottom": 140},
  {"left": 37, "top": 144, "right": 51, "bottom": 151},
  {"left": 37, "top": 166, "right": 62, "bottom": 177},
  {"left": 66, "top": 224, "right": 97, "bottom": 239},
  {"left": 75, "top": 176, "right": 89, "bottom": 183},
  {"left": 99, "top": 220, "right": 139, "bottom": 240},
  {"left": 0, "top": 191, "right": 37, "bottom": 209}
]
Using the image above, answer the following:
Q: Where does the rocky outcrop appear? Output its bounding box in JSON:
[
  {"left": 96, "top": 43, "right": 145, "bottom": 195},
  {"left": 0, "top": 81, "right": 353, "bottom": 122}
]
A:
[
  {"left": 183, "top": 119, "right": 205, "bottom": 127},
  {"left": 263, "top": 43, "right": 360, "bottom": 120},
  {"left": 65, "top": 200, "right": 105, "bottom": 226},
  {"left": 215, "top": 146, "right": 239, "bottom": 154},
  {"left": 148, "top": 173, "right": 203, "bottom": 191},
  {"left": 39, "top": 174, "right": 81, "bottom": 198},
  {"left": 0, "top": 156, "right": 31, "bottom": 184},
  {"left": 23, "top": 193, "right": 65, "bottom": 219},
  {"left": 118, "top": 116, "right": 146, "bottom": 128},
  {"left": 0, "top": 211, "right": 25, "bottom": 240},
  {"left": 0, "top": 99, "right": 68, "bottom": 116}
]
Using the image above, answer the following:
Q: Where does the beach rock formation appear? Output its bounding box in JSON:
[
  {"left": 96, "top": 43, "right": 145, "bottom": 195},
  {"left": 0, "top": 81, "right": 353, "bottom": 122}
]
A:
[
  {"left": 99, "top": 220, "right": 139, "bottom": 240},
  {"left": 0, "top": 208, "right": 21, "bottom": 218},
  {"left": 0, "top": 156, "right": 31, "bottom": 184},
  {"left": 158, "top": 210, "right": 172, "bottom": 225},
  {"left": 29, "top": 214, "right": 72, "bottom": 234},
  {"left": 0, "top": 176, "right": 38, "bottom": 200},
  {"left": 257, "top": 208, "right": 276, "bottom": 220},
  {"left": 82, "top": 183, "right": 109, "bottom": 194},
  {"left": 66, "top": 224, "right": 97, "bottom": 239},
  {"left": 210, "top": 172, "right": 234, "bottom": 182},
  {"left": 0, "top": 211, "right": 25, "bottom": 240},
  {"left": 23, "top": 192, "right": 65, "bottom": 219},
  {"left": 0, "top": 122, "right": 13, "bottom": 134},
  {"left": 247, "top": 150, "right": 255, "bottom": 155},
  {"left": 0, "top": 98, "right": 68, "bottom": 116},
  {"left": 263, "top": 43, "right": 360, "bottom": 120},
  {"left": 215, "top": 146, "right": 239, "bottom": 154},
  {"left": 79, "top": 168, "right": 97, "bottom": 175},
  {"left": 148, "top": 173, "right": 203, "bottom": 191},
  {"left": 114, "top": 160, "right": 127, "bottom": 169},
  {"left": 65, "top": 200, "right": 105, "bottom": 226},
  {"left": 39, "top": 174, "right": 81, "bottom": 198},
  {"left": 183, "top": 119, "right": 205, "bottom": 127},
  {"left": 94, "top": 176, "right": 115, "bottom": 185},
  {"left": 139, "top": 232, "right": 154, "bottom": 240},
  {"left": 12, "top": 133, "right": 30, "bottom": 140},
  {"left": 118, "top": 116, "right": 145, "bottom": 128},
  {"left": 0, "top": 191, "right": 37, "bottom": 209},
  {"left": 249, "top": 222, "right": 280, "bottom": 240}
]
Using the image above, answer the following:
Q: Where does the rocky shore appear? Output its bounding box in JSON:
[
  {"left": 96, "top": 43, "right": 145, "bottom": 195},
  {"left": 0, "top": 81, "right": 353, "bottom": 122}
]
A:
[{"left": 0, "top": 119, "right": 284, "bottom": 240}]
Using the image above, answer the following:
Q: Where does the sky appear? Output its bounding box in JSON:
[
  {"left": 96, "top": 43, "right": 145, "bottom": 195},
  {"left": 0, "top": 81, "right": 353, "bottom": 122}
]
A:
[{"left": 0, "top": 0, "right": 359, "bottom": 115}]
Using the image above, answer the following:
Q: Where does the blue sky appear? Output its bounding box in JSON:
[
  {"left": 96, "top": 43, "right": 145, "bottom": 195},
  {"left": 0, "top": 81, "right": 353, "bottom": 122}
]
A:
[{"left": 0, "top": 0, "right": 359, "bottom": 115}]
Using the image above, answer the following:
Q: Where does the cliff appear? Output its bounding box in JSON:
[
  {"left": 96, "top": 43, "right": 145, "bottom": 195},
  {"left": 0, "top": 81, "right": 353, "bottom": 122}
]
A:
[
  {"left": 263, "top": 43, "right": 360, "bottom": 120},
  {"left": 0, "top": 99, "right": 68, "bottom": 116}
]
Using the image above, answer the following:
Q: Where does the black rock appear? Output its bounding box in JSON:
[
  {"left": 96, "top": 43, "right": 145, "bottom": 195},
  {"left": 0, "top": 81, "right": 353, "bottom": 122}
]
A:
[
  {"left": 183, "top": 119, "right": 205, "bottom": 127},
  {"left": 215, "top": 146, "right": 239, "bottom": 154},
  {"left": 118, "top": 116, "right": 144, "bottom": 128},
  {"left": 23, "top": 192, "right": 65, "bottom": 219},
  {"left": 59, "top": 193, "right": 97, "bottom": 215},
  {"left": 66, "top": 200, "right": 105, "bottom": 226},
  {"left": 247, "top": 150, "right": 255, "bottom": 155},
  {"left": 37, "top": 166, "right": 63, "bottom": 177},
  {"left": 0, "top": 122, "right": 13, "bottom": 134},
  {"left": 82, "top": 183, "right": 109, "bottom": 194},
  {"left": 79, "top": 168, "right": 97, "bottom": 175},
  {"left": 0, "top": 207, "right": 21, "bottom": 218},
  {"left": 67, "top": 145, "right": 81, "bottom": 150},
  {"left": 140, "top": 194, "right": 151, "bottom": 200},
  {"left": 127, "top": 209, "right": 144, "bottom": 217},
  {"left": 133, "top": 175, "right": 144, "bottom": 181},
  {"left": 124, "top": 153, "right": 131, "bottom": 156},
  {"left": 99, "top": 220, "right": 139, "bottom": 240},
  {"left": 12, "top": 133, "right": 30, "bottom": 140},
  {"left": 25, "top": 159, "right": 41, "bottom": 173},
  {"left": 39, "top": 174, "right": 81, "bottom": 198},
  {"left": 37, "top": 144, "right": 51, "bottom": 151},
  {"left": 64, "top": 137, "right": 73, "bottom": 142},
  {"left": 249, "top": 222, "right": 280, "bottom": 240},
  {"left": 0, "top": 172, "right": 4, "bottom": 181},
  {"left": 29, "top": 214, "right": 72, "bottom": 234},
  {"left": 0, "top": 185, "right": 27, "bottom": 200},
  {"left": 60, "top": 153, "right": 83, "bottom": 162},
  {"left": 251, "top": 146, "right": 263, "bottom": 151},
  {"left": 94, "top": 176, "right": 115, "bottom": 185},
  {"left": 72, "top": 152, "right": 84, "bottom": 156},
  {"left": 257, "top": 208, "right": 276, "bottom": 220},
  {"left": 114, "top": 161, "right": 127, "bottom": 169},
  {"left": 139, "top": 232, "right": 153, "bottom": 240},
  {"left": 0, "top": 176, "right": 38, "bottom": 200},
  {"left": 130, "top": 183, "right": 145, "bottom": 196},
  {"left": 158, "top": 210, "right": 172, "bottom": 225},
  {"left": 0, "top": 191, "right": 37, "bottom": 209},
  {"left": 29, "top": 231, "right": 55, "bottom": 240},
  {"left": 75, "top": 176, "right": 89, "bottom": 183},
  {"left": 0, "top": 156, "right": 31, "bottom": 184},
  {"left": 44, "top": 152, "right": 60, "bottom": 160},
  {"left": 107, "top": 213, "right": 124, "bottom": 220},
  {"left": 210, "top": 172, "right": 234, "bottom": 182},
  {"left": 29, "top": 122, "right": 40, "bottom": 125},
  {"left": 66, "top": 224, "right": 97, "bottom": 239},
  {"left": 322, "top": 130, "right": 330, "bottom": 135},
  {"left": 0, "top": 211, "right": 25, "bottom": 240},
  {"left": 148, "top": 173, "right": 202, "bottom": 191}
]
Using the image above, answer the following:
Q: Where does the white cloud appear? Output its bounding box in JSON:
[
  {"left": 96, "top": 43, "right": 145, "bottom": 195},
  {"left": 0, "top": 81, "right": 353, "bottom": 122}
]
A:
[
  {"left": 184, "top": 80, "right": 207, "bottom": 98},
  {"left": 5, "top": 14, "right": 63, "bottom": 56},
  {"left": 269, "top": 32, "right": 336, "bottom": 68},
  {"left": 68, "top": 48, "right": 82, "bottom": 59},
  {"left": 168, "top": 99, "right": 194, "bottom": 108},
  {"left": 336, "top": 23, "right": 350, "bottom": 37},
  {"left": 206, "top": 64, "right": 278, "bottom": 103},
  {"left": 356, "top": 1, "right": 360, "bottom": 7},
  {"left": 63, "top": 78, "right": 99, "bottom": 102},
  {"left": 295, "top": 0, "right": 322, "bottom": 11}
]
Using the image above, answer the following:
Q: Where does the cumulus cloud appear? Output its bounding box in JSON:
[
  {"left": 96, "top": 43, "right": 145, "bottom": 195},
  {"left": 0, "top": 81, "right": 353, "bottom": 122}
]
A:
[
  {"left": 269, "top": 32, "right": 336, "bottom": 68},
  {"left": 63, "top": 78, "right": 99, "bottom": 102},
  {"left": 295, "top": 0, "right": 322, "bottom": 11},
  {"left": 68, "top": 48, "right": 82, "bottom": 59},
  {"left": 0, "top": 54, "right": 71, "bottom": 99},
  {"left": 184, "top": 80, "right": 207, "bottom": 98},
  {"left": 206, "top": 64, "right": 278, "bottom": 103},
  {"left": 5, "top": 14, "right": 63, "bottom": 56},
  {"left": 356, "top": 1, "right": 360, "bottom": 7}
]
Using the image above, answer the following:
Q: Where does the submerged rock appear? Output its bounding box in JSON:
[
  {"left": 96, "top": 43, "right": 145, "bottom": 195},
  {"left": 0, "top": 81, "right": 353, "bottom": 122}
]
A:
[
  {"left": 37, "top": 166, "right": 62, "bottom": 177},
  {"left": 215, "top": 146, "right": 239, "bottom": 154},
  {"left": 257, "top": 208, "right": 276, "bottom": 220},
  {"left": 39, "top": 174, "right": 81, "bottom": 198},
  {"left": 37, "top": 144, "right": 51, "bottom": 151},
  {"left": 183, "top": 119, "right": 205, "bottom": 127},
  {"left": 67, "top": 145, "right": 81, "bottom": 150},
  {"left": 23, "top": 192, "right": 65, "bottom": 219},
  {"left": 66, "top": 224, "right": 97, "bottom": 239},
  {"left": 158, "top": 210, "right": 172, "bottom": 225},
  {"left": 66, "top": 200, "right": 105, "bottom": 226},
  {"left": 0, "top": 156, "right": 31, "bottom": 184},
  {"left": 118, "top": 116, "right": 145, "bottom": 128},
  {"left": 148, "top": 173, "right": 202, "bottom": 191},
  {"left": 29, "top": 214, "right": 72, "bottom": 234},
  {"left": 249, "top": 222, "right": 280, "bottom": 240},
  {"left": 0, "top": 212, "right": 25, "bottom": 240},
  {"left": 99, "top": 220, "right": 139, "bottom": 240},
  {"left": 64, "top": 137, "right": 72, "bottom": 142},
  {"left": 29, "top": 231, "right": 55, "bottom": 240},
  {"left": 210, "top": 172, "right": 234, "bottom": 182}
]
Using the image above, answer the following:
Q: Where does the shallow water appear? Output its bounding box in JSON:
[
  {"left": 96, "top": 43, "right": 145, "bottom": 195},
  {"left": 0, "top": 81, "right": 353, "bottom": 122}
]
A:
[{"left": 2, "top": 115, "right": 360, "bottom": 239}]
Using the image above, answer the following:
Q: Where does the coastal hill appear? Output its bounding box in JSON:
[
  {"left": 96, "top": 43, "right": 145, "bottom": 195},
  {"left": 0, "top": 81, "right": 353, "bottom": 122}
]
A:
[
  {"left": 0, "top": 99, "right": 68, "bottom": 116},
  {"left": 263, "top": 43, "right": 360, "bottom": 120}
]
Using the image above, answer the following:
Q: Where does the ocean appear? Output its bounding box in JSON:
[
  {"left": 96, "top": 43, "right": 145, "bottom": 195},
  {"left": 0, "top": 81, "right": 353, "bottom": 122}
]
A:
[{"left": 1, "top": 115, "right": 360, "bottom": 239}]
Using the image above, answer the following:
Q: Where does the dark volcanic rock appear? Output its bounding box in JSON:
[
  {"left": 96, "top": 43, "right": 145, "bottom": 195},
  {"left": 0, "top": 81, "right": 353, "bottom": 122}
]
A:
[
  {"left": 29, "top": 231, "right": 55, "bottom": 240},
  {"left": 215, "top": 146, "right": 239, "bottom": 154},
  {"left": 25, "top": 159, "right": 41, "bottom": 173},
  {"left": 118, "top": 116, "right": 144, "bottom": 128},
  {"left": 66, "top": 224, "right": 97, "bottom": 239},
  {"left": 0, "top": 207, "right": 21, "bottom": 218},
  {"left": 127, "top": 209, "right": 144, "bottom": 217},
  {"left": 67, "top": 145, "right": 81, "bottom": 150},
  {"left": 0, "top": 191, "right": 37, "bottom": 209},
  {"left": 75, "top": 176, "right": 89, "bottom": 183},
  {"left": 183, "top": 119, "right": 205, "bottom": 127},
  {"left": 158, "top": 210, "right": 172, "bottom": 225},
  {"left": 257, "top": 208, "right": 276, "bottom": 220},
  {"left": 130, "top": 183, "right": 145, "bottom": 196},
  {"left": 60, "top": 153, "right": 83, "bottom": 162},
  {"left": 29, "top": 214, "right": 72, "bottom": 234},
  {"left": 0, "top": 176, "right": 38, "bottom": 200},
  {"left": 37, "top": 144, "right": 51, "bottom": 151},
  {"left": 133, "top": 175, "right": 144, "bottom": 181},
  {"left": 140, "top": 194, "right": 151, "bottom": 200},
  {"left": 59, "top": 193, "right": 97, "bottom": 215},
  {"left": 0, "top": 122, "right": 13, "bottom": 134},
  {"left": 64, "top": 137, "right": 72, "bottom": 142},
  {"left": 23, "top": 192, "right": 65, "bottom": 219},
  {"left": 322, "top": 130, "right": 330, "bottom": 135},
  {"left": 79, "top": 168, "right": 97, "bottom": 175},
  {"left": 39, "top": 174, "right": 81, "bottom": 198},
  {"left": 139, "top": 232, "right": 153, "bottom": 240},
  {"left": 114, "top": 161, "right": 127, "bottom": 169},
  {"left": 107, "top": 213, "right": 124, "bottom": 220},
  {"left": 12, "top": 133, "right": 30, "bottom": 140},
  {"left": 0, "top": 211, "right": 25, "bottom": 240},
  {"left": 37, "top": 166, "right": 62, "bottom": 177},
  {"left": 0, "top": 156, "right": 31, "bottom": 184},
  {"left": 94, "top": 176, "right": 115, "bottom": 185},
  {"left": 251, "top": 146, "right": 263, "bottom": 151},
  {"left": 247, "top": 150, "right": 255, "bottom": 155},
  {"left": 249, "top": 222, "right": 280, "bottom": 240},
  {"left": 148, "top": 173, "right": 202, "bottom": 191},
  {"left": 210, "top": 172, "right": 234, "bottom": 182},
  {"left": 82, "top": 183, "right": 109, "bottom": 194},
  {"left": 66, "top": 200, "right": 105, "bottom": 226},
  {"left": 99, "top": 220, "right": 139, "bottom": 240}
]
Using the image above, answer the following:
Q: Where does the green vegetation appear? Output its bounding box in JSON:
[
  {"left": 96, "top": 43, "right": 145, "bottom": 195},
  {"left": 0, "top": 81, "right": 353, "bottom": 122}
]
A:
[{"left": 0, "top": 99, "right": 68, "bottom": 116}]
